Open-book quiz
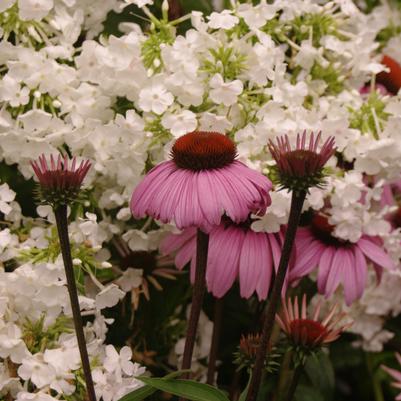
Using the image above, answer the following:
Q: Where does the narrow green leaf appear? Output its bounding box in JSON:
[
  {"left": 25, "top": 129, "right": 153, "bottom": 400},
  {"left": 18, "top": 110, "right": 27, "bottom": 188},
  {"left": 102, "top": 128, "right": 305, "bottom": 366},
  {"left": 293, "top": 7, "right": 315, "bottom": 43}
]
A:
[
  {"left": 239, "top": 372, "right": 252, "bottom": 401},
  {"left": 117, "top": 385, "right": 156, "bottom": 401},
  {"left": 118, "top": 370, "right": 191, "bottom": 401},
  {"left": 138, "top": 378, "right": 230, "bottom": 401}
]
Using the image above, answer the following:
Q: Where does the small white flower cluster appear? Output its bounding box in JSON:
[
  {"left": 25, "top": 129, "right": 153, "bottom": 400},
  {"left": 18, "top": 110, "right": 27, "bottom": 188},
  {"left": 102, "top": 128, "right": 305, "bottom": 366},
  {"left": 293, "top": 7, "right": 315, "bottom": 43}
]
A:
[
  {"left": 1, "top": 0, "right": 401, "bottom": 362},
  {"left": 0, "top": 256, "right": 145, "bottom": 400}
]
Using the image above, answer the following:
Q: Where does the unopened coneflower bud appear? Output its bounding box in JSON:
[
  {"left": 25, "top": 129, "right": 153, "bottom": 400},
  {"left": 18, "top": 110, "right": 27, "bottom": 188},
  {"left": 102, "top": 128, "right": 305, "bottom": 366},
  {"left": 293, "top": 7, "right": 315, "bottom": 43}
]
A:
[
  {"left": 234, "top": 333, "right": 279, "bottom": 373},
  {"left": 31, "top": 153, "right": 91, "bottom": 208},
  {"left": 268, "top": 131, "right": 335, "bottom": 193}
]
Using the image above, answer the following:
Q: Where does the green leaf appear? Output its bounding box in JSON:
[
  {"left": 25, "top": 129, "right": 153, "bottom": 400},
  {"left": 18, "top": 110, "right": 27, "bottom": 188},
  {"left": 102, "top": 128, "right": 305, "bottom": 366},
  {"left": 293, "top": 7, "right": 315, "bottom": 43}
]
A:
[
  {"left": 295, "top": 384, "right": 324, "bottom": 401},
  {"left": 118, "top": 370, "right": 191, "bottom": 401},
  {"left": 304, "top": 352, "right": 334, "bottom": 401},
  {"left": 138, "top": 378, "right": 230, "bottom": 401},
  {"left": 239, "top": 373, "right": 252, "bottom": 401},
  {"left": 117, "top": 385, "right": 156, "bottom": 401}
]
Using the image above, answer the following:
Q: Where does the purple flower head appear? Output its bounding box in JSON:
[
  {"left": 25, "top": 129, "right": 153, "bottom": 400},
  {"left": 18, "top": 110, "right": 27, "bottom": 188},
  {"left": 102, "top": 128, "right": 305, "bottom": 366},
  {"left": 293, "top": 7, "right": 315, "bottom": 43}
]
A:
[
  {"left": 291, "top": 213, "right": 395, "bottom": 305},
  {"left": 268, "top": 131, "right": 335, "bottom": 193},
  {"left": 131, "top": 131, "right": 272, "bottom": 232},
  {"left": 160, "top": 218, "right": 300, "bottom": 300},
  {"left": 31, "top": 154, "right": 91, "bottom": 208}
]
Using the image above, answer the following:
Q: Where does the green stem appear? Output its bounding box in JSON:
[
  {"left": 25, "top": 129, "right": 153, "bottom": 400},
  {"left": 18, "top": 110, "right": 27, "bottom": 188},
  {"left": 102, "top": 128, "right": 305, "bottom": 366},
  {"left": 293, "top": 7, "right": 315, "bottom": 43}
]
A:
[
  {"left": 285, "top": 363, "right": 303, "bottom": 401},
  {"left": 366, "top": 354, "right": 384, "bottom": 401}
]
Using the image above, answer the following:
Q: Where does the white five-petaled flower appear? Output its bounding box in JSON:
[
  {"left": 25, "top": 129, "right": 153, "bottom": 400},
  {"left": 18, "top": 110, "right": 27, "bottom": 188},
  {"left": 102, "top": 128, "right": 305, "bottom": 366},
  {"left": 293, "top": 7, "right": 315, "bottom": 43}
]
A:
[
  {"left": 161, "top": 110, "right": 198, "bottom": 137},
  {"left": 209, "top": 74, "right": 243, "bottom": 106},
  {"left": 138, "top": 84, "right": 174, "bottom": 115},
  {"left": 208, "top": 10, "right": 239, "bottom": 29}
]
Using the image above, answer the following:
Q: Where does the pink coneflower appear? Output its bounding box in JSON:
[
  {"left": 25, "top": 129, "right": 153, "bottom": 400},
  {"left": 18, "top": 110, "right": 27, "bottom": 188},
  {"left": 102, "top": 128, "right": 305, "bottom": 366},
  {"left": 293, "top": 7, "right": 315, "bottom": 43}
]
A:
[
  {"left": 161, "top": 218, "right": 290, "bottom": 300},
  {"left": 382, "top": 353, "right": 401, "bottom": 400},
  {"left": 267, "top": 131, "right": 335, "bottom": 193},
  {"left": 31, "top": 154, "right": 91, "bottom": 207},
  {"left": 276, "top": 294, "right": 349, "bottom": 350},
  {"left": 131, "top": 131, "right": 272, "bottom": 232},
  {"left": 291, "top": 214, "right": 395, "bottom": 305}
]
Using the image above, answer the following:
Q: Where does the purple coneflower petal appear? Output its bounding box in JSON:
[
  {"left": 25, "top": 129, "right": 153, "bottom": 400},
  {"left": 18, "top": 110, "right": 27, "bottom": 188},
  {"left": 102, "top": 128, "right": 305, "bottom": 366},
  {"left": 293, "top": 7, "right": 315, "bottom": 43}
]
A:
[
  {"left": 207, "top": 226, "right": 244, "bottom": 298},
  {"left": 239, "top": 231, "right": 260, "bottom": 299},
  {"left": 357, "top": 236, "right": 395, "bottom": 270},
  {"left": 325, "top": 248, "right": 347, "bottom": 297},
  {"left": 317, "top": 246, "right": 335, "bottom": 294},
  {"left": 269, "top": 232, "right": 282, "bottom": 269},
  {"left": 212, "top": 169, "right": 250, "bottom": 223},
  {"left": 255, "top": 234, "right": 273, "bottom": 300},
  {"left": 175, "top": 239, "right": 196, "bottom": 271},
  {"left": 353, "top": 246, "right": 368, "bottom": 300},
  {"left": 291, "top": 239, "right": 322, "bottom": 278},
  {"left": 196, "top": 171, "right": 222, "bottom": 226},
  {"left": 131, "top": 161, "right": 177, "bottom": 218},
  {"left": 160, "top": 227, "right": 197, "bottom": 255},
  {"left": 154, "top": 168, "right": 190, "bottom": 223},
  {"left": 341, "top": 248, "right": 358, "bottom": 305}
]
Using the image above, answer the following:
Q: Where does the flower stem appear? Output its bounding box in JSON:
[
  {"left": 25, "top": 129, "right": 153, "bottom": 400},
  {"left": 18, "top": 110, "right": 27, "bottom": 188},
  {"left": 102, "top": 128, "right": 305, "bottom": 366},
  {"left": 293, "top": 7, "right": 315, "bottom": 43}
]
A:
[
  {"left": 285, "top": 363, "right": 303, "bottom": 401},
  {"left": 54, "top": 205, "right": 97, "bottom": 401},
  {"left": 245, "top": 190, "right": 306, "bottom": 401},
  {"left": 207, "top": 297, "right": 224, "bottom": 385},
  {"left": 181, "top": 229, "right": 210, "bottom": 372}
]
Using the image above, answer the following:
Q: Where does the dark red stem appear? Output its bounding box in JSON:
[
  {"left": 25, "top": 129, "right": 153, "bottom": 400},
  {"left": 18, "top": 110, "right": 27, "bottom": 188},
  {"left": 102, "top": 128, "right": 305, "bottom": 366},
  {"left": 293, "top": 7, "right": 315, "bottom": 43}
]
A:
[
  {"left": 207, "top": 297, "right": 224, "bottom": 385},
  {"left": 54, "top": 205, "right": 97, "bottom": 401},
  {"left": 245, "top": 191, "right": 306, "bottom": 401},
  {"left": 181, "top": 229, "right": 210, "bottom": 372}
]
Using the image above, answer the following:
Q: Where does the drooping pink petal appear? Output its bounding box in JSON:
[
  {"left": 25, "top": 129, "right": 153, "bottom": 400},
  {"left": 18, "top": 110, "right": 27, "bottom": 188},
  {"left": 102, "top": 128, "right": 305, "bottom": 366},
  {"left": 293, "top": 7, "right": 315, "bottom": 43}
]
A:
[
  {"left": 317, "top": 246, "right": 335, "bottom": 294},
  {"left": 255, "top": 234, "right": 273, "bottom": 300},
  {"left": 269, "top": 232, "right": 282, "bottom": 269},
  {"left": 325, "top": 248, "right": 346, "bottom": 297},
  {"left": 357, "top": 236, "right": 395, "bottom": 270},
  {"left": 131, "top": 161, "right": 177, "bottom": 217},
  {"left": 160, "top": 227, "right": 197, "bottom": 255},
  {"left": 291, "top": 238, "right": 323, "bottom": 279},
  {"left": 174, "top": 172, "right": 204, "bottom": 230},
  {"left": 207, "top": 226, "right": 244, "bottom": 298},
  {"left": 154, "top": 168, "right": 191, "bottom": 223},
  {"left": 208, "top": 169, "right": 245, "bottom": 223},
  {"left": 341, "top": 248, "right": 358, "bottom": 305},
  {"left": 174, "top": 238, "right": 196, "bottom": 270},
  {"left": 197, "top": 170, "right": 223, "bottom": 226},
  {"left": 353, "top": 245, "right": 368, "bottom": 300},
  {"left": 230, "top": 161, "right": 272, "bottom": 211},
  {"left": 239, "top": 231, "right": 260, "bottom": 299}
]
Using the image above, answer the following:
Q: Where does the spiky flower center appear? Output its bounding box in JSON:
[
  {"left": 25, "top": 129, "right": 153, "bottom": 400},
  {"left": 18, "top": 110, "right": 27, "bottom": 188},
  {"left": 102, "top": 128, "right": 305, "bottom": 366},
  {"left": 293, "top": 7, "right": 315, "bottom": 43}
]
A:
[
  {"left": 171, "top": 131, "right": 237, "bottom": 171},
  {"left": 282, "top": 149, "right": 322, "bottom": 177},
  {"left": 239, "top": 334, "right": 262, "bottom": 358},
  {"left": 289, "top": 319, "right": 328, "bottom": 346}
]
